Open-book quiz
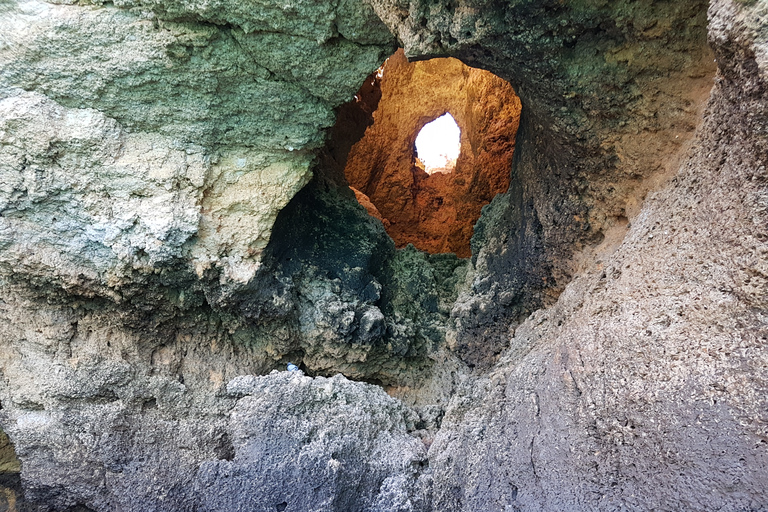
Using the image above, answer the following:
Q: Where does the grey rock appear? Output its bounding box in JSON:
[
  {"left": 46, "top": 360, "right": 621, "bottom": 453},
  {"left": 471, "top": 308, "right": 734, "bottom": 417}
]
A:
[
  {"left": 427, "top": 1, "right": 768, "bottom": 510},
  {"left": 198, "top": 372, "right": 428, "bottom": 512}
]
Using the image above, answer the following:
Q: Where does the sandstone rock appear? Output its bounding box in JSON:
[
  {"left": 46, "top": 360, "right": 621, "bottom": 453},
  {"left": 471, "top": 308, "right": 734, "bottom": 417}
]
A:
[
  {"left": 345, "top": 49, "right": 520, "bottom": 257},
  {"left": 350, "top": 187, "right": 390, "bottom": 227},
  {"left": 367, "top": 0, "right": 719, "bottom": 368}
]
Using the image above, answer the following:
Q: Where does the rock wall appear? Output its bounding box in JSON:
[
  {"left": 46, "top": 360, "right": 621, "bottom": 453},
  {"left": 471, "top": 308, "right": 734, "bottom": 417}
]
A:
[
  {"left": 369, "top": 0, "right": 719, "bottom": 369},
  {"left": 421, "top": 0, "right": 768, "bottom": 509},
  {"left": 0, "top": 430, "right": 19, "bottom": 475},
  {"left": 0, "top": 0, "right": 394, "bottom": 294},
  {"left": 0, "top": 0, "right": 766, "bottom": 510}
]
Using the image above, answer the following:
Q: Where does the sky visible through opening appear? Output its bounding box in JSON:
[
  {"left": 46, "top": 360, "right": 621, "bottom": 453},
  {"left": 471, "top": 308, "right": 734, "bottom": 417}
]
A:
[{"left": 415, "top": 113, "right": 461, "bottom": 174}]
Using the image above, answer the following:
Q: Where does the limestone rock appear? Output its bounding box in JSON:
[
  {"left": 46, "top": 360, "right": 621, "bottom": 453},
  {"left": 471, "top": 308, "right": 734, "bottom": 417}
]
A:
[
  {"left": 0, "top": 0, "right": 396, "bottom": 293},
  {"left": 199, "top": 372, "right": 429, "bottom": 512},
  {"left": 0, "top": 0, "right": 766, "bottom": 510},
  {"left": 427, "top": 0, "right": 768, "bottom": 509}
]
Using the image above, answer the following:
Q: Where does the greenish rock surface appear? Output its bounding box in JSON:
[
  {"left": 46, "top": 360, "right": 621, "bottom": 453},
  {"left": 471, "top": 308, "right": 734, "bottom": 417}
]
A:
[
  {"left": 0, "top": 430, "right": 20, "bottom": 474},
  {"left": 0, "top": 0, "right": 396, "bottom": 293}
]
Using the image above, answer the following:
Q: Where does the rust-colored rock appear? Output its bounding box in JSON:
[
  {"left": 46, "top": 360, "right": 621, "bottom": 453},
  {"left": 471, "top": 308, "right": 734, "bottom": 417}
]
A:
[
  {"left": 350, "top": 187, "right": 391, "bottom": 228},
  {"left": 344, "top": 49, "right": 521, "bottom": 258}
]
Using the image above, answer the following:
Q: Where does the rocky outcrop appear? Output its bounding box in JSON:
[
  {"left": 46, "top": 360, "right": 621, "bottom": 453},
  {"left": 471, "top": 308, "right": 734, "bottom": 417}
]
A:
[
  {"left": 0, "top": 0, "right": 395, "bottom": 294},
  {"left": 0, "top": 0, "right": 766, "bottom": 510},
  {"left": 201, "top": 372, "right": 428, "bottom": 512},
  {"left": 345, "top": 49, "right": 520, "bottom": 257},
  {"left": 2, "top": 371, "right": 428, "bottom": 511},
  {"left": 0, "top": 430, "right": 19, "bottom": 475},
  {"left": 425, "top": 0, "right": 768, "bottom": 509}
]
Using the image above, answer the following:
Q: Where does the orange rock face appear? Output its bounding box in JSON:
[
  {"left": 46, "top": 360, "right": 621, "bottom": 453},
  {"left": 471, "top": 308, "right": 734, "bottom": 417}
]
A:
[{"left": 344, "top": 49, "right": 521, "bottom": 258}]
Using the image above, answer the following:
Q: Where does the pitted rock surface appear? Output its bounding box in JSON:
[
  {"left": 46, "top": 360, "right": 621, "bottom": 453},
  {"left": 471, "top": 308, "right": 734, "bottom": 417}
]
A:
[{"left": 0, "top": 0, "right": 766, "bottom": 510}]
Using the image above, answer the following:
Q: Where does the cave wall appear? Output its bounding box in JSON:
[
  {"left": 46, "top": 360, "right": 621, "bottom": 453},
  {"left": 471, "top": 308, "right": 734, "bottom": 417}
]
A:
[
  {"left": 429, "top": 0, "right": 768, "bottom": 504},
  {"left": 416, "top": 0, "right": 768, "bottom": 509},
  {"left": 366, "top": 0, "right": 719, "bottom": 368},
  {"left": 0, "top": 0, "right": 394, "bottom": 294},
  {"left": 0, "top": 0, "right": 765, "bottom": 510},
  {"left": 0, "top": 435, "right": 23, "bottom": 512},
  {"left": 0, "top": 0, "right": 428, "bottom": 509}
]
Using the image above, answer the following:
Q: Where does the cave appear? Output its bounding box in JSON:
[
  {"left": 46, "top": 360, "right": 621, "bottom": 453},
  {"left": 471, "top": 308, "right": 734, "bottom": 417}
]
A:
[
  {"left": 344, "top": 50, "right": 521, "bottom": 258},
  {"left": 1, "top": 0, "right": 766, "bottom": 510}
]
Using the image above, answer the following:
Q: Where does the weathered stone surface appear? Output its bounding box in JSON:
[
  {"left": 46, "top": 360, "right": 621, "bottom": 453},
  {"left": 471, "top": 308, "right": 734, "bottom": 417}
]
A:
[
  {"left": 1, "top": 368, "right": 429, "bottom": 511},
  {"left": 0, "top": 0, "right": 766, "bottom": 510},
  {"left": 0, "top": 0, "right": 395, "bottom": 291},
  {"left": 427, "top": 0, "right": 768, "bottom": 509},
  {"left": 199, "top": 372, "right": 428, "bottom": 512},
  {"left": 368, "top": 0, "right": 719, "bottom": 367},
  {"left": 0, "top": 429, "right": 20, "bottom": 475},
  {"left": 0, "top": 90, "right": 206, "bottom": 294},
  {"left": 259, "top": 176, "right": 465, "bottom": 383}
]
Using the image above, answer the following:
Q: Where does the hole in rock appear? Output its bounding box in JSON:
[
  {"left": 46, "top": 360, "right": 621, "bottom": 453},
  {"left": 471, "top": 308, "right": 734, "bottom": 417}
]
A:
[
  {"left": 0, "top": 428, "right": 23, "bottom": 510},
  {"left": 344, "top": 49, "right": 521, "bottom": 258},
  {"left": 415, "top": 113, "right": 461, "bottom": 174}
]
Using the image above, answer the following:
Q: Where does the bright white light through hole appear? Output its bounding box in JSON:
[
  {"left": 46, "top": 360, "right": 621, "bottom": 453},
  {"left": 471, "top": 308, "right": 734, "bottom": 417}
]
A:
[{"left": 415, "top": 113, "right": 461, "bottom": 174}]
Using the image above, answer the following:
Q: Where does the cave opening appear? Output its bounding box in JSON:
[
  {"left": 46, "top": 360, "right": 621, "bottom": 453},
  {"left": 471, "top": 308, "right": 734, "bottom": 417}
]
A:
[
  {"left": 0, "top": 427, "right": 22, "bottom": 510},
  {"left": 415, "top": 113, "right": 461, "bottom": 174},
  {"left": 344, "top": 49, "right": 521, "bottom": 258}
]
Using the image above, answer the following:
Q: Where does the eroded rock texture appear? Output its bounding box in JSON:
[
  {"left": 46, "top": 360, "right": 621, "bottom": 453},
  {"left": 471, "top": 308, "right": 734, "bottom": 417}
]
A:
[
  {"left": 344, "top": 50, "right": 521, "bottom": 257},
  {"left": 0, "top": 0, "right": 766, "bottom": 510},
  {"left": 0, "top": 0, "right": 394, "bottom": 292},
  {"left": 422, "top": 0, "right": 768, "bottom": 509},
  {"left": 376, "top": 0, "right": 721, "bottom": 368},
  {"left": 201, "top": 372, "right": 428, "bottom": 512}
]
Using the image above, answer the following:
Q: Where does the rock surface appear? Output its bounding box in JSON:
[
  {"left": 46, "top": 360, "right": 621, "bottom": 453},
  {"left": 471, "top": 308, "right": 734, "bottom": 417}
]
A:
[
  {"left": 0, "top": 429, "right": 20, "bottom": 475},
  {"left": 0, "top": 0, "right": 395, "bottom": 292},
  {"left": 366, "top": 0, "right": 719, "bottom": 367},
  {"left": 0, "top": 0, "right": 766, "bottom": 510},
  {"left": 2, "top": 371, "right": 428, "bottom": 511},
  {"left": 426, "top": 0, "right": 768, "bottom": 509},
  {"left": 200, "top": 372, "right": 428, "bottom": 512}
]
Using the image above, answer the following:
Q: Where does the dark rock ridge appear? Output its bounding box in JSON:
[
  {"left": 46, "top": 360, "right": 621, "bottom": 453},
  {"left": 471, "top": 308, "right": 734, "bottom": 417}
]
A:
[{"left": 0, "top": 0, "right": 765, "bottom": 510}]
